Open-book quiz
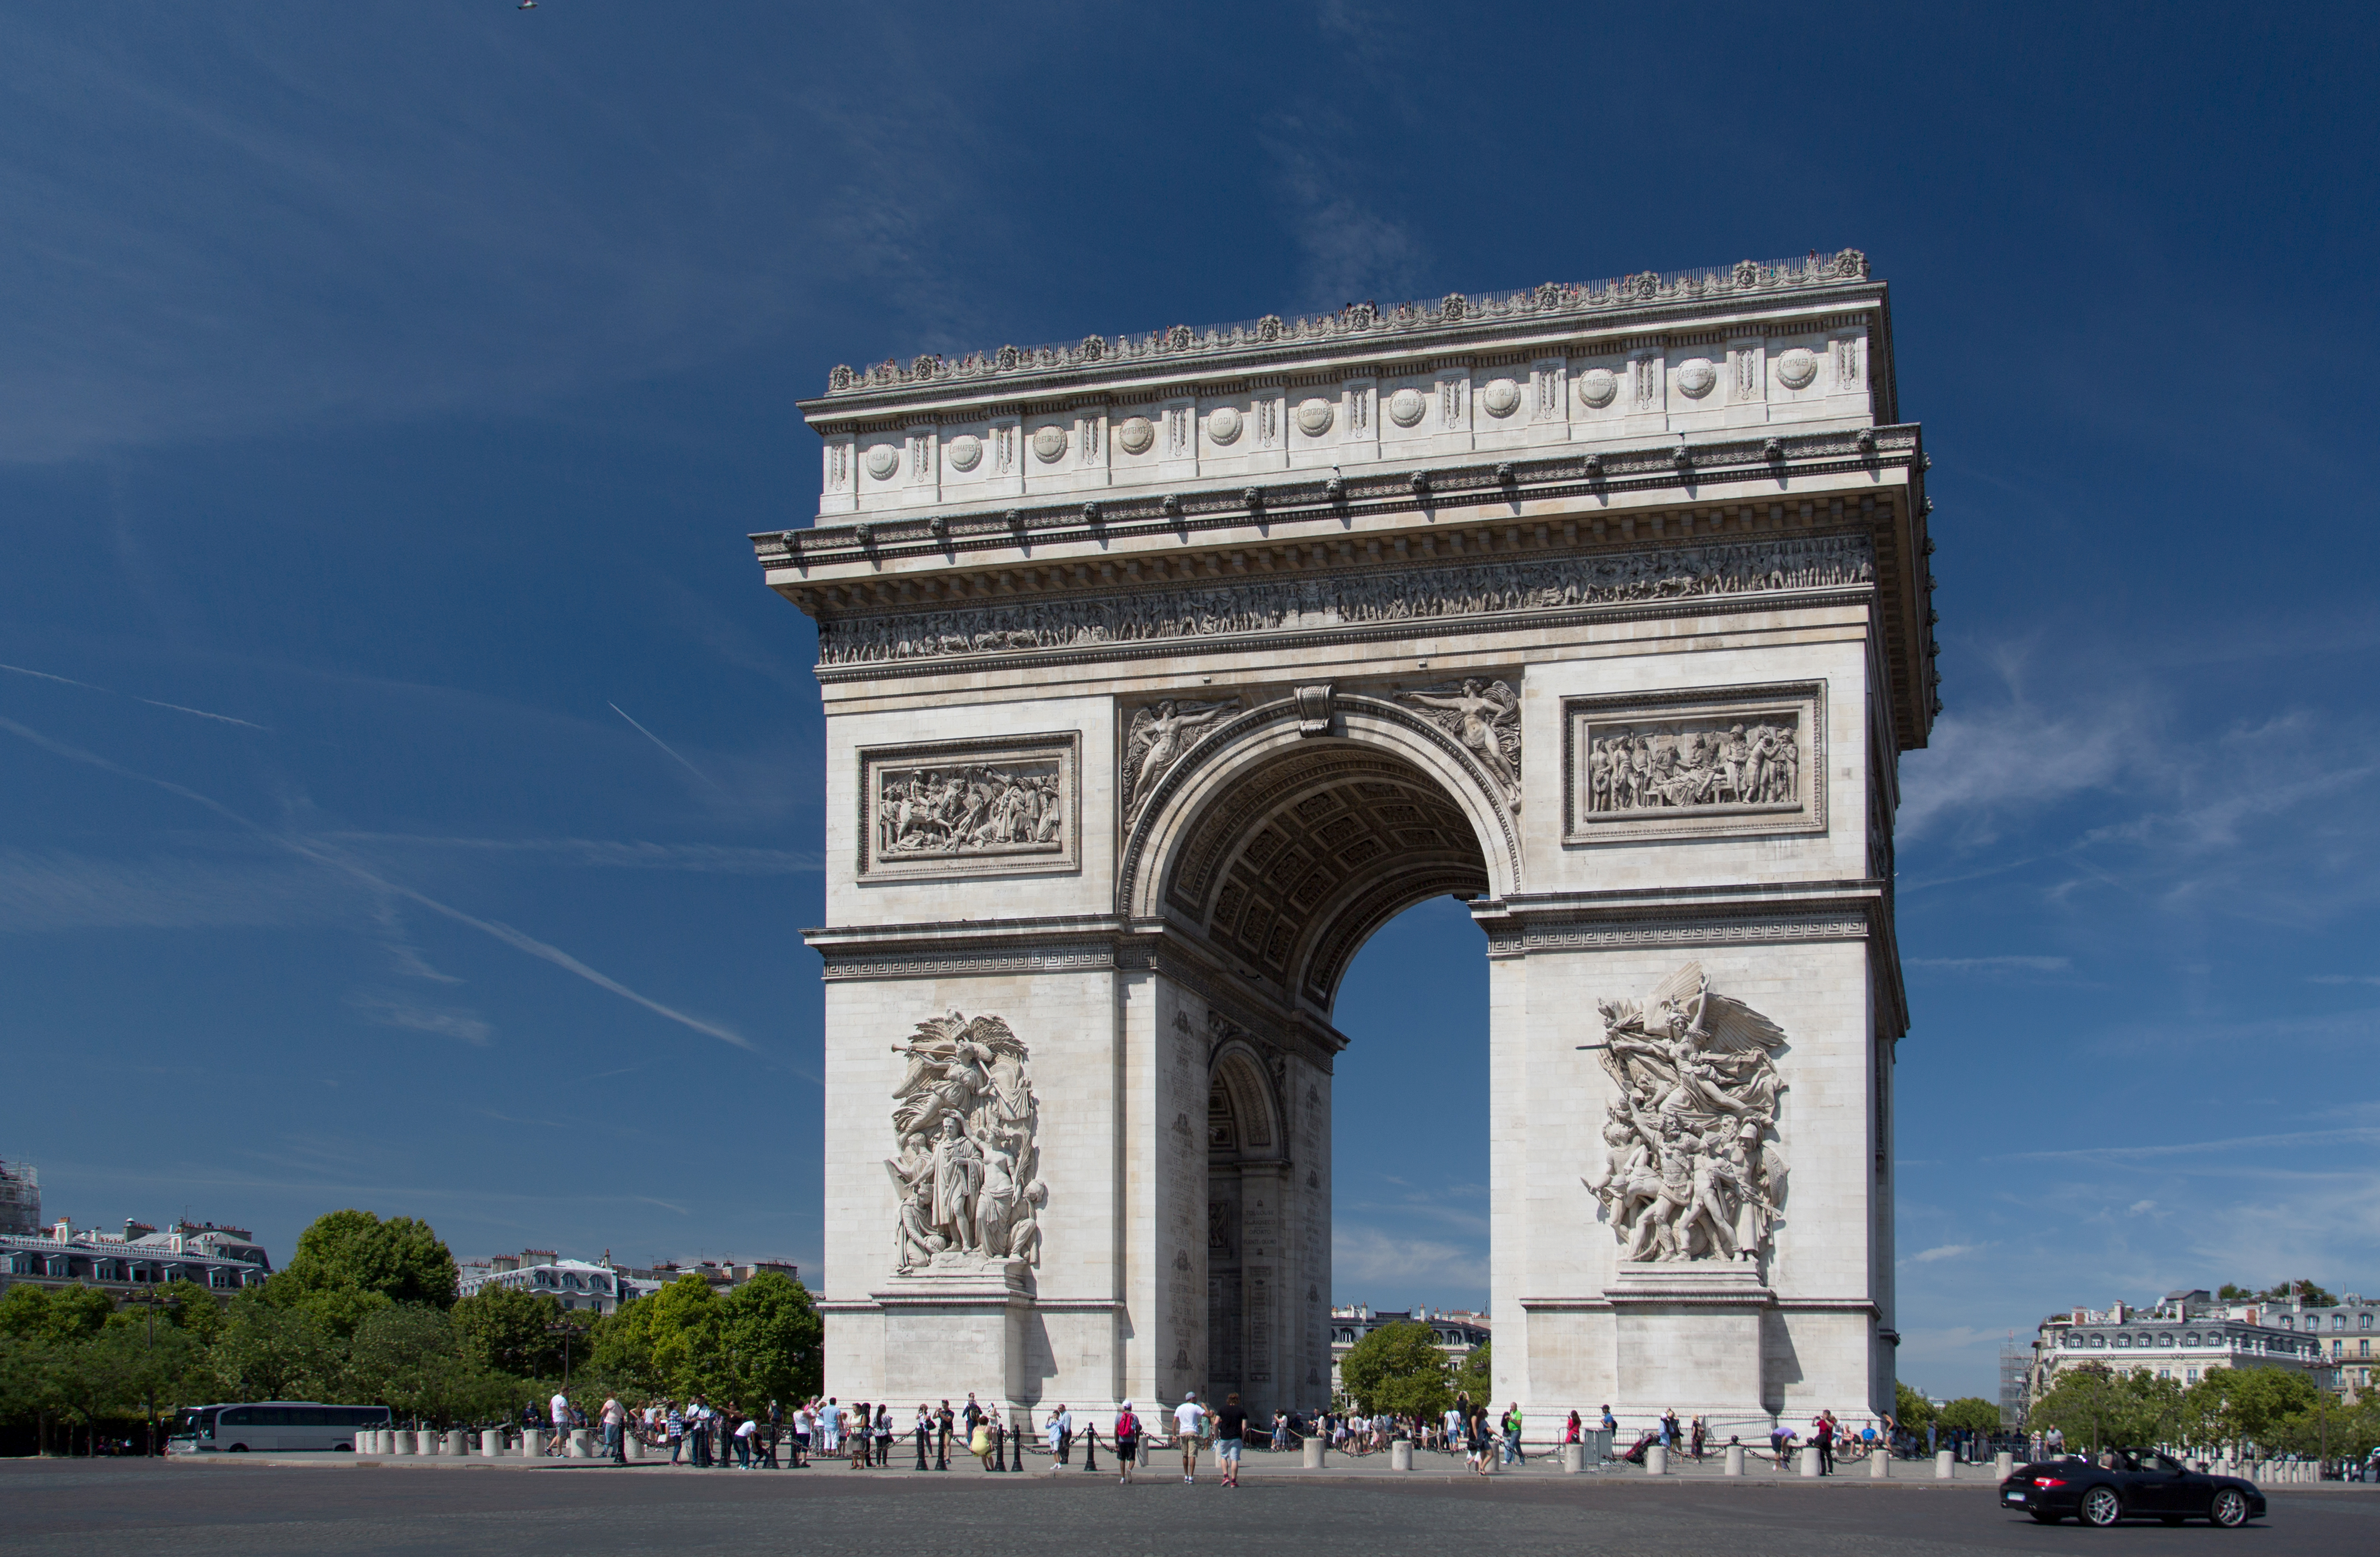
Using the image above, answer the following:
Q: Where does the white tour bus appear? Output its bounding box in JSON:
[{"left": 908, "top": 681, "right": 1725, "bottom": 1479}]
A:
[{"left": 169, "top": 1402, "right": 393, "bottom": 1453}]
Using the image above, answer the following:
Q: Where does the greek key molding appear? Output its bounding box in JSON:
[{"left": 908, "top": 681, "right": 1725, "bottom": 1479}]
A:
[{"left": 1484, "top": 912, "right": 1871, "bottom": 957}]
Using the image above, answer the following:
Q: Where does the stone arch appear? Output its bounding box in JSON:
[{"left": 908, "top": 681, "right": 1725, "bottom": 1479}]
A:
[
  {"left": 1206, "top": 1039, "right": 1282, "bottom": 1161},
  {"left": 1121, "top": 691, "right": 1517, "bottom": 1013}
]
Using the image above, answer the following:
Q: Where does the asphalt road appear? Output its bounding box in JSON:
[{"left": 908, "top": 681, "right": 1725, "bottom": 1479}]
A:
[{"left": 3, "top": 1461, "right": 2371, "bottom": 1557}]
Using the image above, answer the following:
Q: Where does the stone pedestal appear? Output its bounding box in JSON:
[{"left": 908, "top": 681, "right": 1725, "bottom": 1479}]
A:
[
  {"left": 1391, "top": 1439, "right": 1413, "bottom": 1471},
  {"left": 479, "top": 1430, "right": 502, "bottom": 1458},
  {"left": 1645, "top": 1444, "right": 1666, "bottom": 1476},
  {"left": 1871, "top": 1447, "right": 1890, "bottom": 1478},
  {"left": 1301, "top": 1436, "right": 1324, "bottom": 1469},
  {"left": 1725, "top": 1443, "right": 1745, "bottom": 1476},
  {"left": 1994, "top": 1450, "right": 2013, "bottom": 1478},
  {"left": 1605, "top": 1262, "right": 1776, "bottom": 1419},
  {"left": 1560, "top": 1442, "right": 1583, "bottom": 1473},
  {"left": 522, "top": 1428, "right": 544, "bottom": 1458},
  {"left": 1799, "top": 1445, "right": 1820, "bottom": 1477},
  {"left": 1934, "top": 1449, "right": 1953, "bottom": 1479},
  {"left": 868, "top": 1258, "right": 1033, "bottom": 1408}
]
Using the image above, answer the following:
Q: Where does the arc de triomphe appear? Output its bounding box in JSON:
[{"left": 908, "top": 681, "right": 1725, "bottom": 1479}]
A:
[{"left": 758, "top": 251, "right": 1934, "bottom": 1433}]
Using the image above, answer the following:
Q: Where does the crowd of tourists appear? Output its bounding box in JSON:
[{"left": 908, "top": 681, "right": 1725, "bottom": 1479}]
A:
[{"left": 526, "top": 1389, "right": 1956, "bottom": 1478}]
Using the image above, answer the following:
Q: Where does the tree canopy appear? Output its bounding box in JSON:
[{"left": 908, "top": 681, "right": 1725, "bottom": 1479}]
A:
[
  {"left": 1937, "top": 1396, "right": 2002, "bottom": 1433},
  {"left": 279, "top": 1209, "right": 459, "bottom": 1310},
  {"left": 1894, "top": 1380, "right": 1934, "bottom": 1432},
  {"left": 1337, "top": 1322, "right": 1453, "bottom": 1419}
]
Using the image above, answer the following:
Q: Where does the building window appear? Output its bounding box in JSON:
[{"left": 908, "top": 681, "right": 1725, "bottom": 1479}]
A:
[
  {"left": 2159, "top": 1369, "right": 2171, "bottom": 1379},
  {"left": 2187, "top": 1369, "right": 2198, "bottom": 1383},
  {"left": 2088, "top": 1335, "right": 2105, "bottom": 1349},
  {"left": 2158, "top": 1334, "right": 2174, "bottom": 1347}
]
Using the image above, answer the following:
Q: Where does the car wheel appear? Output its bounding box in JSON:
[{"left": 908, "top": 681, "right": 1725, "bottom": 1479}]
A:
[
  {"left": 2209, "top": 1488, "right": 2249, "bottom": 1528},
  {"left": 2030, "top": 1511, "right": 2063, "bottom": 1524},
  {"left": 2080, "top": 1486, "right": 2123, "bottom": 1526}
]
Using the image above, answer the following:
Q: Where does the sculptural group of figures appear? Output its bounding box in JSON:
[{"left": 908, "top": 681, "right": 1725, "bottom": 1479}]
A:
[
  {"left": 1586, "top": 721, "right": 1798, "bottom": 813},
  {"left": 877, "top": 764, "right": 1063, "bottom": 856},
  {"left": 886, "top": 1013, "right": 1045, "bottom": 1273},
  {"left": 1581, "top": 963, "right": 1789, "bottom": 1264},
  {"left": 816, "top": 536, "right": 1875, "bottom": 663}
]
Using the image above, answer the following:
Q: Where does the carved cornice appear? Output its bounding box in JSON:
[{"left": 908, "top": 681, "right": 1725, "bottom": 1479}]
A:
[{"left": 809, "top": 250, "right": 1873, "bottom": 404}]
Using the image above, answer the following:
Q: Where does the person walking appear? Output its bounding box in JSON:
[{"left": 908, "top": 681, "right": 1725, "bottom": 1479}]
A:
[
  {"left": 1115, "top": 1400, "right": 1141, "bottom": 1484},
  {"left": 548, "top": 1389, "right": 572, "bottom": 1457},
  {"left": 601, "top": 1394, "right": 625, "bottom": 1464},
  {"left": 1690, "top": 1415, "right": 1707, "bottom": 1460},
  {"left": 1174, "top": 1392, "right": 1207, "bottom": 1484},
  {"left": 1504, "top": 1403, "right": 1526, "bottom": 1466},
  {"left": 666, "top": 1402, "right": 685, "bottom": 1464},
  {"left": 849, "top": 1402, "right": 872, "bottom": 1469},
  {"left": 1215, "top": 1392, "right": 1247, "bottom": 1487}
]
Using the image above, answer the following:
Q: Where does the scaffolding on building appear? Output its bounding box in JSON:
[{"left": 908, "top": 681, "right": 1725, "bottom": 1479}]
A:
[
  {"left": 2000, "top": 1333, "right": 2032, "bottom": 1427},
  {"left": 0, "top": 1159, "right": 40, "bottom": 1238}
]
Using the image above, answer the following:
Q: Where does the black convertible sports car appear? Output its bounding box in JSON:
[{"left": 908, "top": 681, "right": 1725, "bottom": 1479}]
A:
[{"left": 2000, "top": 1449, "right": 2267, "bottom": 1526}]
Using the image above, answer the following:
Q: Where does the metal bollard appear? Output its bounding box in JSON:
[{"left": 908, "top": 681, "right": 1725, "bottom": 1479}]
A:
[
  {"left": 1935, "top": 1449, "right": 1954, "bottom": 1480},
  {"left": 1724, "top": 1443, "right": 1745, "bottom": 1477},
  {"left": 1800, "top": 1445, "right": 1821, "bottom": 1477},
  {"left": 522, "top": 1428, "right": 545, "bottom": 1458},
  {"left": 1301, "top": 1436, "right": 1324, "bottom": 1469},
  {"left": 1391, "top": 1440, "right": 1413, "bottom": 1471},
  {"left": 1646, "top": 1444, "right": 1666, "bottom": 1477},
  {"left": 1871, "top": 1448, "right": 1891, "bottom": 1479},
  {"left": 1995, "top": 1451, "right": 2013, "bottom": 1479}
]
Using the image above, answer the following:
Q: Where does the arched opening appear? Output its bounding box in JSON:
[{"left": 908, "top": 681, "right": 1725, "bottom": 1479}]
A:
[{"left": 1137, "top": 702, "right": 1505, "bottom": 1414}]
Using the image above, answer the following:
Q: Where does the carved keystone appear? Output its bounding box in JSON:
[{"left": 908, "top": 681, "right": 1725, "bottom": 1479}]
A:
[{"left": 1294, "top": 684, "right": 1335, "bottom": 737}]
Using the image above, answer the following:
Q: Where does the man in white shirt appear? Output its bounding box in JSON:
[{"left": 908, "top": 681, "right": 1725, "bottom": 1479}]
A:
[
  {"left": 601, "top": 1395, "right": 625, "bottom": 1463},
  {"left": 1173, "top": 1392, "right": 1207, "bottom": 1484},
  {"left": 549, "top": 1391, "right": 571, "bottom": 1455}
]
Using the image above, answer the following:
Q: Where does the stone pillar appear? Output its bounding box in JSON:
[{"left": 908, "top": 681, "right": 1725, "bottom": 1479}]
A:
[
  {"left": 390, "top": 1429, "right": 413, "bottom": 1456},
  {"left": 1561, "top": 1442, "right": 1583, "bottom": 1473},
  {"left": 1995, "top": 1450, "right": 2013, "bottom": 1478},
  {"left": 1934, "top": 1449, "right": 1954, "bottom": 1479},
  {"left": 1391, "top": 1439, "right": 1413, "bottom": 1471},
  {"left": 1800, "top": 1444, "right": 1821, "bottom": 1477},
  {"left": 1301, "top": 1436, "right": 1324, "bottom": 1469},
  {"left": 479, "top": 1430, "right": 502, "bottom": 1458},
  {"left": 1871, "top": 1446, "right": 1890, "bottom": 1479},
  {"left": 1724, "top": 1443, "right": 1745, "bottom": 1477},
  {"left": 444, "top": 1429, "right": 467, "bottom": 1456},
  {"left": 522, "top": 1428, "right": 544, "bottom": 1458},
  {"left": 568, "top": 1429, "right": 591, "bottom": 1458},
  {"left": 1646, "top": 1444, "right": 1666, "bottom": 1476}
]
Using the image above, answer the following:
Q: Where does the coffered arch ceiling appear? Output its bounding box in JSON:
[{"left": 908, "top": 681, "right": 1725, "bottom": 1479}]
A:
[{"left": 1162, "top": 745, "right": 1491, "bottom": 1014}]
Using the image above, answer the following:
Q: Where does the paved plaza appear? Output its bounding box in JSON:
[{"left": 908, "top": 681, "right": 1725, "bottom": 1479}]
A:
[{"left": 3, "top": 1459, "right": 2370, "bottom": 1557}]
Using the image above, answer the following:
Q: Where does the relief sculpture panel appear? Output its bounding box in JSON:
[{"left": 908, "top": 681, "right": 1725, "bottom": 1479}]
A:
[
  {"left": 1563, "top": 682, "right": 1825, "bottom": 843},
  {"left": 1121, "top": 696, "right": 1240, "bottom": 826},
  {"left": 1579, "top": 962, "right": 1788, "bottom": 1267},
  {"left": 885, "top": 1011, "right": 1044, "bottom": 1274},
  {"left": 858, "top": 733, "right": 1080, "bottom": 880}
]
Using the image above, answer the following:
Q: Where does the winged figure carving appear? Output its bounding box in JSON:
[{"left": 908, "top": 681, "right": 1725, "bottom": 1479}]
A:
[
  {"left": 1397, "top": 678, "right": 1521, "bottom": 808},
  {"left": 1121, "top": 697, "right": 1239, "bottom": 823},
  {"left": 1578, "top": 962, "right": 1789, "bottom": 1265},
  {"left": 886, "top": 1011, "right": 1043, "bottom": 1273}
]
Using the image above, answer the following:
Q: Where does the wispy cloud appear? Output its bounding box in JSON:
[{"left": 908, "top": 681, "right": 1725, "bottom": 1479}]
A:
[
  {"left": 327, "top": 833, "right": 823, "bottom": 875},
  {"left": 351, "top": 992, "right": 492, "bottom": 1046},
  {"left": 0, "top": 711, "right": 757, "bottom": 1051},
  {"left": 1905, "top": 955, "right": 2073, "bottom": 974},
  {"left": 1332, "top": 1223, "right": 1487, "bottom": 1290},
  {"left": 0, "top": 847, "right": 335, "bottom": 932},
  {"left": 1999, "top": 1125, "right": 2380, "bottom": 1163},
  {"left": 1906, "top": 1242, "right": 1988, "bottom": 1264},
  {"left": 1258, "top": 114, "right": 1428, "bottom": 312}
]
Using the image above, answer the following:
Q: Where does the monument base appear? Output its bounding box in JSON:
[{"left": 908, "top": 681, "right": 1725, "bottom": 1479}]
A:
[
  {"left": 869, "top": 1259, "right": 1033, "bottom": 1406},
  {"left": 1606, "top": 1261, "right": 1777, "bottom": 1423}
]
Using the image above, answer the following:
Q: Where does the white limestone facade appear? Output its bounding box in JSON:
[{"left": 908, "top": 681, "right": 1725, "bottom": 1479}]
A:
[{"left": 766, "top": 252, "right": 1934, "bottom": 1436}]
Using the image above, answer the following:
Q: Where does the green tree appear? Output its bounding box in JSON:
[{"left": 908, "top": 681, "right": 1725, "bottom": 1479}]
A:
[
  {"left": 1338, "top": 1322, "right": 1454, "bottom": 1420},
  {"left": 1938, "top": 1396, "right": 2002, "bottom": 1434},
  {"left": 590, "top": 1275, "right": 722, "bottom": 1397},
  {"left": 453, "top": 1284, "right": 573, "bottom": 1378},
  {"left": 344, "top": 1304, "right": 515, "bottom": 1426},
  {"left": 1894, "top": 1380, "right": 1935, "bottom": 1434},
  {"left": 213, "top": 1290, "right": 337, "bottom": 1401},
  {"left": 2255, "top": 1279, "right": 2337, "bottom": 1307},
  {"left": 280, "top": 1209, "right": 459, "bottom": 1310},
  {"left": 2029, "top": 1364, "right": 2184, "bottom": 1451},
  {"left": 2216, "top": 1284, "right": 2251, "bottom": 1301},
  {"left": 715, "top": 1273, "right": 822, "bottom": 1407},
  {"left": 153, "top": 1279, "right": 227, "bottom": 1345},
  {"left": 0, "top": 1282, "right": 116, "bottom": 1344},
  {"left": 1448, "top": 1339, "right": 1492, "bottom": 1408}
]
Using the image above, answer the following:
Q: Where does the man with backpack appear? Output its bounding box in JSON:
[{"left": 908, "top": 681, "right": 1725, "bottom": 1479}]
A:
[{"left": 1114, "top": 1400, "right": 1141, "bottom": 1484}]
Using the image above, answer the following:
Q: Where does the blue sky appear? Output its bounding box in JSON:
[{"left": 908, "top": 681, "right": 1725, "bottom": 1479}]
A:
[{"left": 3, "top": 4, "right": 2375, "bottom": 1401}]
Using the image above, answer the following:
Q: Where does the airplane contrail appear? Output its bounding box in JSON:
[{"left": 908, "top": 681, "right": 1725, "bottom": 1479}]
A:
[
  {"left": 0, "top": 661, "right": 267, "bottom": 730},
  {"left": 609, "top": 702, "right": 724, "bottom": 791},
  {"left": 0, "top": 712, "right": 757, "bottom": 1053}
]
